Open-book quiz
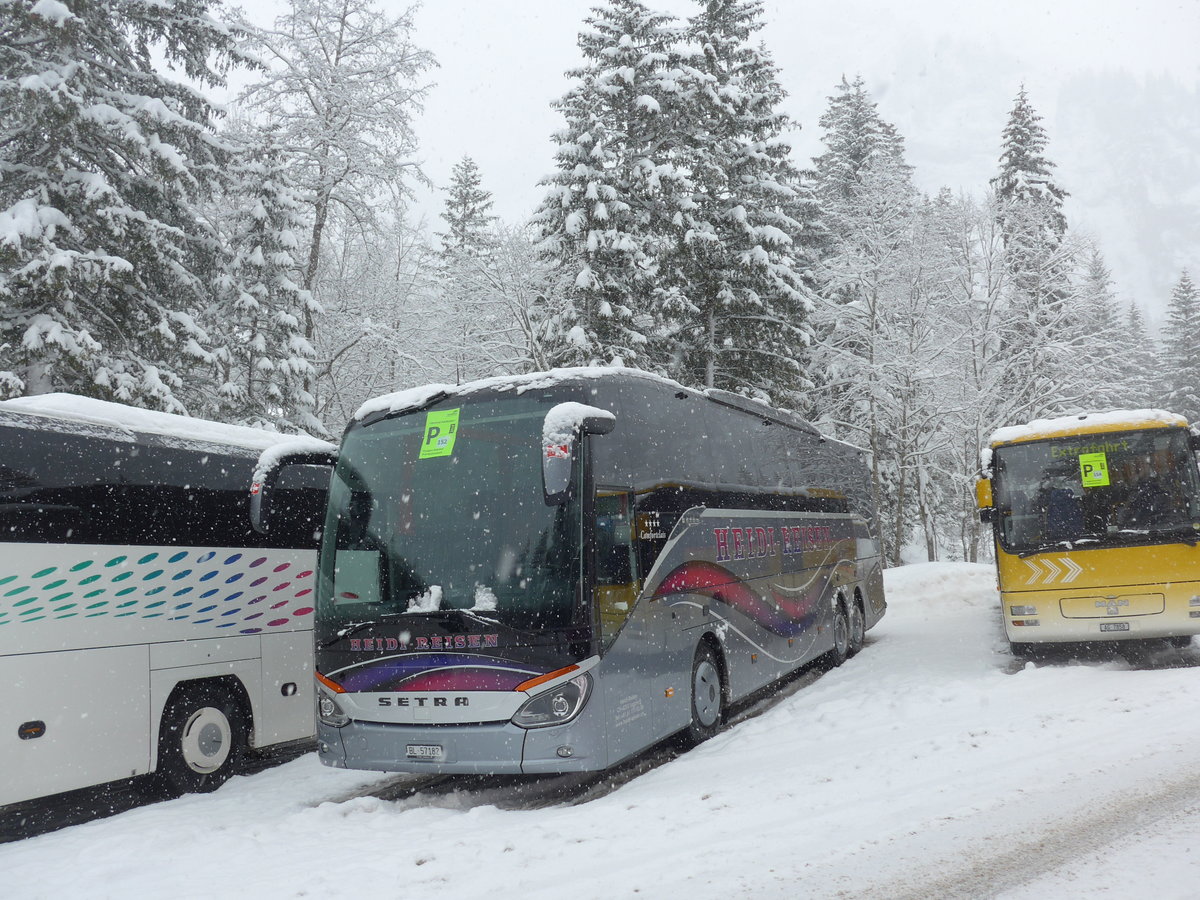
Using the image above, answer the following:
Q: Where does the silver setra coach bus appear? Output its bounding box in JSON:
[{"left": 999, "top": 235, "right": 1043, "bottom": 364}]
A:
[{"left": 255, "top": 367, "right": 886, "bottom": 775}]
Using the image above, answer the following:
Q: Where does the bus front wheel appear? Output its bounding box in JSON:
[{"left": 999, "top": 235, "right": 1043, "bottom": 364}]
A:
[
  {"left": 155, "top": 683, "right": 246, "bottom": 796},
  {"left": 684, "top": 643, "right": 724, "bottom": 746}
]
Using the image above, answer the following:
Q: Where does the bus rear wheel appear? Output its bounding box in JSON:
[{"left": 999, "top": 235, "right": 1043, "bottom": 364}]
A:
[
  {"left": 155, "top": 683, "right": 246, "bottom": 796},
  {"left": 820, "top": 601, "right": 851, "bottom": 670},
  {"left": 684, "top": 643, "right": 724, "bottom": 746},
  {"left": 848, "top": 599, "right": 866, "bottom": 657}
]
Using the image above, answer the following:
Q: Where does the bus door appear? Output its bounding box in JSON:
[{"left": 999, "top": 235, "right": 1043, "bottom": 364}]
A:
[{"left": 593, "top": 488, "right": 683, "bottom": 761}]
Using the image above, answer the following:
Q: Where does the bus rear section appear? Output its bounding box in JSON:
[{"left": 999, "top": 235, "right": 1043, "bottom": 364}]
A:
[
  {"left": 305, "top": 369, "right": 885, "bottom": 776},
  {"left": 975, "top": 410, "right": 1200, "bottom": 655}
]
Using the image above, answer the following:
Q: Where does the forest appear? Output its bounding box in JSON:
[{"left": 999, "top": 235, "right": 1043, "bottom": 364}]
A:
[{"left": 1, "top": 0, "right": 1197, "bottom": 564}]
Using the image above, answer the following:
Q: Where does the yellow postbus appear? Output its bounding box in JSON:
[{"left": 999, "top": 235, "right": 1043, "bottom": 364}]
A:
[{"left": 975, "top": 410, "right": 1200, "bottom": 656}]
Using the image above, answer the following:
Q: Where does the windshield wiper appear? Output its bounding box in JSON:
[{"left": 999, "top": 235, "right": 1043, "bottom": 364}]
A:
[
  {"left": 399, "top": 606, "right": 501, "bottom": 626},
  {"left": 322, "top": 606, "right": 502, "bottom": 648},
  {"left": 1017, "top": 524, "right": 1200, "bottom": 557},
  {"left": 322, "top": 619, "right": 380, "bottom": 647},
  {"left": 1017, "top": 541, "right": 1077, "bottom": 559},
  {"left": 1115, "top": 526, "right": 1200, "bottom": 547}
]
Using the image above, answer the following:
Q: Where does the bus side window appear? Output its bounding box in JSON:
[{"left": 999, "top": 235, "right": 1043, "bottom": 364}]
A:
[
  {"left": 0, "top": 427, "right": 99, "bottom": 542},
  {"left": 595, "top": 490, "right": 637, "bottom": 646}
]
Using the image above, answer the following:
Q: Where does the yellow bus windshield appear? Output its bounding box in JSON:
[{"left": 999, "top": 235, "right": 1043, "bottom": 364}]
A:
[{"left": 992, "top": 428, "right": 1200, "bottom": 554}]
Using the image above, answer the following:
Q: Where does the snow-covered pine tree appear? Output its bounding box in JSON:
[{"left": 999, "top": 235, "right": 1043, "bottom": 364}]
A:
[
  {"left": 670, "top": 0, "right": 819, "bottom": 406},
  {"left": 532, "top": 0, "right": 692, "bottom": 370},
  {"left": 813, "top": 75, "right": 910, "bottom": 205},
  {"left": 988, "top": 87, "right": 1076, "bottom": 422},
  {"left": 991, "top": 86, "right": 1068, "bottom": 245},
  {"left": 1163, "top": 269, "right": 1200, "bottom": 420},
  {"left": 438, "top": 156, "right": 497, "bottom": 259},
  {"left": 437, "top": 155, "right": 505, "bottom": 380},
  {"left": 1123, "top": 301, "right": 1160, "bottom": 409},
  {"left": 202, "top": 126, "right": 322, "bottom": 433},
  {"left": 0, "top": 0, "right": 244, "bottom": 408},
  {"left": 1072, "top": 248, "right": 1128, "bottom": 412}
]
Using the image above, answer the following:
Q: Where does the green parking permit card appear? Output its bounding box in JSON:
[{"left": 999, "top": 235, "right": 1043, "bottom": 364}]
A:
[
  {"left": 1079, "top": 451, "right": 1110, "bottom": 487},
  {"left": 419, "top": 408, "right": 460, "bottom": 459}
]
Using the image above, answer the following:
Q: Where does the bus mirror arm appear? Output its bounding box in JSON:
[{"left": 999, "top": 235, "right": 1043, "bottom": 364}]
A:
[{"left": 250, "top": 449, "right": 338, "bottom": 534}]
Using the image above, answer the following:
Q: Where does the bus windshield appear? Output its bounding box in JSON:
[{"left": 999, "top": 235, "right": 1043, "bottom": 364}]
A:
[
  {"left": 316, "top": 395, "right": 583, "bottom": 638},
  {"left": 993, "top": 427, "right": 1200, "bottom": 554}
]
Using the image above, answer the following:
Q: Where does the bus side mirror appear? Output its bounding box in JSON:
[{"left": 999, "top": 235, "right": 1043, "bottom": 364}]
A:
[
  {"left": 543, "top": 404, "right": 616, "bottom": 506},
  {"left": 251, "top": 445, "right": 338, "bottom": 534},
  {"left": 975, "top": 477, "right": 995, "bottom": 524}
]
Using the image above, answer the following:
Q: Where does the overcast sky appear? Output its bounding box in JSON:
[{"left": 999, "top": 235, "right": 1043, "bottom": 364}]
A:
[
  {"left": 237, "top": 0, "right": 1200, "bottom": 318},
  {"left": 400, "top": 0, "right": 1199, "bottom": 220}
]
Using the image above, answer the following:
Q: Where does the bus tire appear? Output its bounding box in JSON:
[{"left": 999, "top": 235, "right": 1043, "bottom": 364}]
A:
[
  {"left": 847, "top": 598, "right": 866, "bottom": 658},
  {"left": 820, "top": 600, "right": 851, "bottom": 670},
  {"left": 154, "top": 683, "right": 246, "bottom": 796},
  {"left": 684, "top": 643, "right": 724, "bottom": 746}
]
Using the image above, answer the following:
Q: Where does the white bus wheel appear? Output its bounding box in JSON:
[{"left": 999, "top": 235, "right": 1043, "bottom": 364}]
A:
[{"left": 155, "top": 684, "right": 246, "bottom": 796}]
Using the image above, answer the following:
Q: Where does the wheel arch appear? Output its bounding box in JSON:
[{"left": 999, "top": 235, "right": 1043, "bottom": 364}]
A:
[{"left": 150, "top": 673, "right": 255, "bottom": 771}]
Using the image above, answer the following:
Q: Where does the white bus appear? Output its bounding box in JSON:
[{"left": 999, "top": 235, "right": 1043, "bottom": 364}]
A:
[{"left": 0, "top": 395, "right": 329, "bottom": 808}]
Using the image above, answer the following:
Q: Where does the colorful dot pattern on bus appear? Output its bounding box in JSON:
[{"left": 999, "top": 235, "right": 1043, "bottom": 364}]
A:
[{"left": 0, "top": 549, "right": 314, "bottom": 634}]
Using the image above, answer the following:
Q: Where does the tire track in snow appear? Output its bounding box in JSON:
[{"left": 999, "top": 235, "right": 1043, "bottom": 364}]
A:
[{"left": 864, "top": 766, "right": 1200, "bottom": 900}]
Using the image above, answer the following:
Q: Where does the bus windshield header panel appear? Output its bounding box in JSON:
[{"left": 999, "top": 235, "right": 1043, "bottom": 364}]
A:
[
  {"left": 992, "top": 427, "right": 1200, "bottom": 555},
  {"left": 318, "top": 391, "right": 586, "bottom": 643}
]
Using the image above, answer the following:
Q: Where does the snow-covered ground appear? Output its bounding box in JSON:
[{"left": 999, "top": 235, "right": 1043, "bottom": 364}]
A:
[{"left": 6, "top": 562, "right": 1200, "bottom": 899}]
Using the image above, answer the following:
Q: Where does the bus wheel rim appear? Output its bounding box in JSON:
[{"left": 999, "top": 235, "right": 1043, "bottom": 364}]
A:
[
  {"left": 694, "top": 658, "right": 721, "bottom": 727},
  {"left": 836, "top": 609, "right": 849, "bottom": 654},
  {"left": 181, "top": 707, "right": 232, "bottom": 774}
]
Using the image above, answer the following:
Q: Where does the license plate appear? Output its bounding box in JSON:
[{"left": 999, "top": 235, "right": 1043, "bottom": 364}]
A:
[
  {"left": 406, "top": 744, "right": 445, "bottom": 761},
  {"left": 1100, "top": 622, "right": 1130, "bottom": 632}
]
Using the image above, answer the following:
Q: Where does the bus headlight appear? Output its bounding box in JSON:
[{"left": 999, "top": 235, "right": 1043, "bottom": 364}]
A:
[
  {"left": 512, "top": 674, "right": 591, "bottom": 729},
  {"left": 317, "top": 686, "right": 350, "bottom": 728}
]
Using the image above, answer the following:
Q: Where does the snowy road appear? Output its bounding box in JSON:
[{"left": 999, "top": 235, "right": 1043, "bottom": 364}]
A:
[{"left": 5, "top": 562, "right": 1200, "bottom": 899}]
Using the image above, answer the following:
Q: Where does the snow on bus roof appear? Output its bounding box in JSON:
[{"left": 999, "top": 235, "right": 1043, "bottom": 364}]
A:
[
  {"left": 354, "top": 366, "right": 863, "bottom": 454},
  {"left": 0, "top": 393, "right": 323, "bottom": 451},
  {"left": 352, "top": 366, "right": 684, "bottom": 422},
  {"left": 988, "top": 409, "right": 1188, "bottom": 447}
]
